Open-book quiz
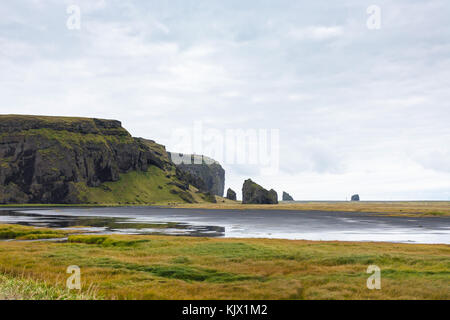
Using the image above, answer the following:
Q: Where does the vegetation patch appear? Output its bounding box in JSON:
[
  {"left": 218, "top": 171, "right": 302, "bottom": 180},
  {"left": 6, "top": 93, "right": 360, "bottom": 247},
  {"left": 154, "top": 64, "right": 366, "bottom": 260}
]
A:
[
  {"left": 183, "top": 242, "right": 286, "bottom": 260},
  {"left": 0, "top": 226, "right": 448, "bottom": 299},
  {"left": 0, "top": 273, "right": 99, "bottom": 300},
  {"left": 68, "top": 235, "right": 150, "bottom": 247},
  {"left": 0, "top": 224, "right": 67, "bottom": 240},
  {"left": 171, "top": 256, "right": 192, "bottom": 264},
  {"left": 76, "top": 166, "right": 198, "bottom": 205},
  {"left": 84, "top": 257, "right": 262, "bottom": 283}
]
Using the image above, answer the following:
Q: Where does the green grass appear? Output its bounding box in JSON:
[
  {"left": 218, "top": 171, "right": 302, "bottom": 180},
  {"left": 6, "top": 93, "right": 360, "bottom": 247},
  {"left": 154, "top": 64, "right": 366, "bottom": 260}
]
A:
[
  {"left": 68, "top": 235, "right": 151, "bottom": 247},
  {"left": 2, "top": 128, "right": 133, "bottom": 150},
  {"left": 75, "top": 166, "right": 193, "bottom": 205},
  {"left": 0, "top": 114, "right": 129, "bottom": 137},
  {"left": 79, "top": 256, "right": 260, "bottom": 283},
  {"left": 426, "top": 212, "right": 447, "bottom": 216},
  {"left": 0, "top": 114, "right": 104, "bottom": 123},
  {"left": 0, "top": 273, "right": 99, "bottom": 300},
  {"left": 0, "top": 224, "right": 67, "bottom": 240},
  {"left": 0, "top": 228, "right": 448, "bottom": 300}
]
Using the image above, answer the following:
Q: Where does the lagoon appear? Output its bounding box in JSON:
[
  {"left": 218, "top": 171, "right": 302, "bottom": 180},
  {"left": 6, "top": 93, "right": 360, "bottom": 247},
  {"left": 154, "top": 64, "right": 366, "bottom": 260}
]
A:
[{"left": 0, "top": 206, "right": 449, "bottom": 244}]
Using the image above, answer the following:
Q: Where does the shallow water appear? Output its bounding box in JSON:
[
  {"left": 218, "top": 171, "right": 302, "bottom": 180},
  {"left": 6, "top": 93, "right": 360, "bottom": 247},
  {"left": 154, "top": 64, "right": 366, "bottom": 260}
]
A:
[{"left": 0, "top": 207, "right": 449, "bottom": 244}]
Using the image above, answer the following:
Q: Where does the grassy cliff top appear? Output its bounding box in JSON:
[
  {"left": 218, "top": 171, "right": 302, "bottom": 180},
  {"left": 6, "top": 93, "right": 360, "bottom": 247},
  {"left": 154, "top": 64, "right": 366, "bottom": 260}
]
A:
[
  {"left": 0, "top": 114, "right": 129, "bottom": 136},
  {"left": 0, "top": 114, "right": 118, "bottom": 123},
  {"left": 2, "top": 114, "right": 87, "bottom": 120}
]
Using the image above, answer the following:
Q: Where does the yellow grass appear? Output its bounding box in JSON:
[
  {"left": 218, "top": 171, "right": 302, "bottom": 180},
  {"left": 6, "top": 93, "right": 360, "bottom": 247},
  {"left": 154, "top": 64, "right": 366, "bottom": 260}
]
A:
[
  {"left": 0, "top": 227, "right": 448, "bottom": 300},
  {"left": 174, "top": 201, "right": 450, "bottom": 217}
]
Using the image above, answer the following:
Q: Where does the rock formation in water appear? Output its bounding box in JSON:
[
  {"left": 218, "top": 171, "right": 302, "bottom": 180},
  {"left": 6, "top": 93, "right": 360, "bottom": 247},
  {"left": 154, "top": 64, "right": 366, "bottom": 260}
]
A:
[
  {"left": 226, "top": 188, "right": 237, "bottom": 201},
  {"left": 351, "top": 194, "right": 360, "bottom": 201},
  {"left": 282, "top": 191, "right": 294, "bottom": 201},
  {"left": 242, "top": 179, "right": 278, "bottom": 204},
  {"left": 0, "top": 115, "right": 218, "bottom": 204},
  {"left": 168, "top": 152, "right": 225, "bottom": 197}
]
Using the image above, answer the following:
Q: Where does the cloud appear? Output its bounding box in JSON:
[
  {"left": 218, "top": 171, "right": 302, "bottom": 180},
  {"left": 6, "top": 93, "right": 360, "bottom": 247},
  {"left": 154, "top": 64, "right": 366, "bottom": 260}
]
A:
[
  {"left": 288, "top": 26, "right": 344, "bottom": 40},
  {"left": 153, "top": 21, "right": 170, "bottom": 34},
  {"left": 1, "top": 0, "right": 450, "bottom": 200},
  {"left": 413, "top": 149, "right": 450, "bottom": 173}
]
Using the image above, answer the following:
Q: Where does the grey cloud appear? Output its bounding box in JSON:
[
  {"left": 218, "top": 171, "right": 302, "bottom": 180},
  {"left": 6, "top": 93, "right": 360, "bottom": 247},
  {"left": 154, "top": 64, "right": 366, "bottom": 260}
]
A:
[{"left": 1, "top": 0, "right": 449, "bottom": 199}]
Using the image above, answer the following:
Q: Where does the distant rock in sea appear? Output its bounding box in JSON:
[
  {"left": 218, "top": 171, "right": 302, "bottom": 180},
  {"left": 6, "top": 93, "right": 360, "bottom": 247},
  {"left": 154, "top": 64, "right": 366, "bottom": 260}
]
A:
[
  {"left": 242, "top": 179, "right": 278, "bottom": 204},
  {"left": 351, "top": 194, "right": 360, "bottom": 201},
  {"left": 282, "top": 191, "right": 294, "bottom": 201},
  {"left": 226, "top": 188, "right": 237, "bottom": 201}
]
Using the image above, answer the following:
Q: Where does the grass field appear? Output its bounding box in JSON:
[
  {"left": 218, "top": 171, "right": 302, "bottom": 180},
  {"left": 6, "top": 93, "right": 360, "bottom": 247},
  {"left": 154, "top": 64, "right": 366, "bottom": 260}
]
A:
[
  {"left": 0, "top": 224, "right": 448, "bottom": 300},
  {"left": 174, "top": 201, "right": 450, "bottom": 217}
]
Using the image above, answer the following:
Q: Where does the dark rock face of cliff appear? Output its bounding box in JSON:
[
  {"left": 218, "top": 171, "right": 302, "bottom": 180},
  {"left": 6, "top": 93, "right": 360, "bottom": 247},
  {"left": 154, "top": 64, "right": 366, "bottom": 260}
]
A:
[
  {"left": 282, "top": 191, "right": 294, "bottom": 201},
  {"left": 242, "top": 179, "right": 278, "bottom": 204},
  {"left": 168, "top": 152, "right": 225, "bottom": 197},
  {"left": 0, "top": 115, "right": 197, "bottom": 204},
  {"left": 226, "top": 188, "right": 237, "bottom": 201},
  {"left": 351, "top": 194, "right": 360, "bottom": 201}
]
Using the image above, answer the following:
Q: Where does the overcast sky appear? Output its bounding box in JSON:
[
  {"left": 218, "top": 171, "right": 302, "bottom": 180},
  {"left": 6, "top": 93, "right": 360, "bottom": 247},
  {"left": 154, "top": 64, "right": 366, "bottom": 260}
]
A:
[{"left": 1, "top": 0, "right": 449, "bottom": 200}]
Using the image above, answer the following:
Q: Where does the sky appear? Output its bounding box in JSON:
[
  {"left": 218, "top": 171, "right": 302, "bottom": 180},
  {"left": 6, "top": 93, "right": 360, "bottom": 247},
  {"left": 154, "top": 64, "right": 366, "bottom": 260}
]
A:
[{"left": 1, "top": 0, "right": 449, "bottom": 200}]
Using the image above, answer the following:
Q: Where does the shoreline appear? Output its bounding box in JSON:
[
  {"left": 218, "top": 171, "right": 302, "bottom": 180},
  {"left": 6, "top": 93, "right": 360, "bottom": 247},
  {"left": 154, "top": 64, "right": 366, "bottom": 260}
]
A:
[
  {"left": 2, "top": 222, "right": 449, "bottom": 245},
  {"left": 3, "top": 201, "right": 449, "bottom": 217}
]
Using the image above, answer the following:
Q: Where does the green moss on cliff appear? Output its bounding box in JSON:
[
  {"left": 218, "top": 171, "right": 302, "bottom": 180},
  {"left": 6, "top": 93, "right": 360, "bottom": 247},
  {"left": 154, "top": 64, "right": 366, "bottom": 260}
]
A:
[
  {"left": 141, "top": 140, "right": 168, "bottom": 159},
  {"left": 0, "top": 158, "right": 11, "bottom": 168},
  {"left": 75, "top": 166, "right": 194, "bottom": 205},
  {"left": 0, "top": 115, "right": 130, "bottom": 137},
  {"left": 8, "top": 128, "right": 133, "bottom": 150},
  {"left": 0, "top": 114, "right": 94, "bottom": 125}
]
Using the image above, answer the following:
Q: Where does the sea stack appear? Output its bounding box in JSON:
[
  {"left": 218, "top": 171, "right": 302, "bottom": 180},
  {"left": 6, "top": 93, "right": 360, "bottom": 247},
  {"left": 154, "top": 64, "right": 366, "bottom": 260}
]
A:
[
  {"left": 226, "top": 188, "right": 237, "bottom": 201},
  {"left": 242, "top": 179, "right": 278, "bottom": 204},
  {"left": 351, "top": 194, "right": 360, "bottom": 201},
  {"left": 282, "top": 192, "right": 294, "bottom": 201}
]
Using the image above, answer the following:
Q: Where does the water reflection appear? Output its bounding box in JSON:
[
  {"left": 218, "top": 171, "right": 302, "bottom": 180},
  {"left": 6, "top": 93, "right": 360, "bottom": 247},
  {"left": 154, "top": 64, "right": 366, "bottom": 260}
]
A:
[
  {"left": 1, "top": 207, "right": 448, "bottom": 244},
  {"left": 0, "top": 210, "right": 225, "bottom": 237}
]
